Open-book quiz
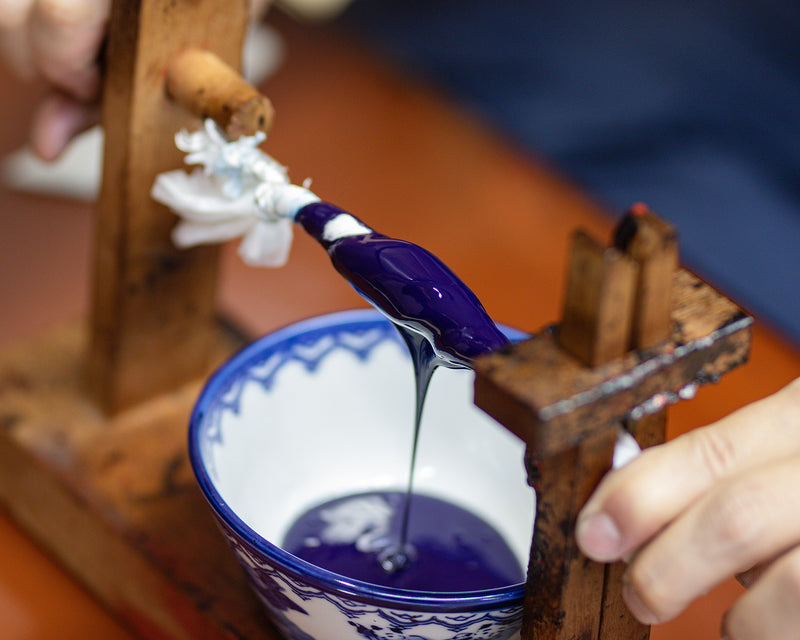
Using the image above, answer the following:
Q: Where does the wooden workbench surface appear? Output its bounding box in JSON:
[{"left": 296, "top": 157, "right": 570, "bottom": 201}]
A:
[{"left": 1, "top": 10, "right": 799, "bottom": 640}]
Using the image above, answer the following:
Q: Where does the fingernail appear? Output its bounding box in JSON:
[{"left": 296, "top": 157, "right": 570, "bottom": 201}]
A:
[
  {"left": 623, "top": 581, "right": 659, "bottom": 625},
  {"left": 575, "top": 512, "right": 622, "bottom": 561}
]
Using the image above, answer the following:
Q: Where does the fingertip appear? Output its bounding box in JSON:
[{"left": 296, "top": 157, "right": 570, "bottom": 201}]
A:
[
  {"left": 31, "top": 103, "right": 64, "bottom": 162},
  {"left": 622, "top": 579, "right": 661, "bottom": 625},
  {"left": 30, "top": 92, "right": 98, "bottom": 161},
  {"left": 576, "top": 511, "right": 623, "bottom": 562}
]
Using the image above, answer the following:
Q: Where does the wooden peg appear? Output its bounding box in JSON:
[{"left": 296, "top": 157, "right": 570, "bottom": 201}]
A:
[
  {"left": 614, "top": 203, "right": 679, "bottom": 350},
  {"left": 558, "top": 230, "right": 638, "bottom": 367},
  {"left": 166, "top": 48, "right": 275, "bottom": 138}
]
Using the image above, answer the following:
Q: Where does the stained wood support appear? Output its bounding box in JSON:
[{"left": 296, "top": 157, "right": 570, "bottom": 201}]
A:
[
  {"left": 0, "top": 0, "right": 287, "bottom": 637},
  {"left": 474, "top": 205, "right": 752, "bottom": 640},
  {"left": 89, "top": 0, "right": 256, "bottom": 413}
]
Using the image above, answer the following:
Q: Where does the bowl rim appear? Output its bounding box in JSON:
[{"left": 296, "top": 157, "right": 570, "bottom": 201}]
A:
[{"left": 188, "top": 308, "right": 528, "bottom": 611}]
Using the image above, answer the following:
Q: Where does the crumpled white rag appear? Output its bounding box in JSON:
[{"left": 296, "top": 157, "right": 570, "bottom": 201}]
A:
[{"left": 152, "top": 168, "right": 294, "bottom": 267}]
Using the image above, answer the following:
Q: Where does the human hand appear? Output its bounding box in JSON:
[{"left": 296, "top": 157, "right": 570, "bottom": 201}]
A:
[
  {"left": 0, "top": 0, "right": 109, "bottom": 160},
  {"left": 576, "top": 378, "right": 800, "bottom": 639}
]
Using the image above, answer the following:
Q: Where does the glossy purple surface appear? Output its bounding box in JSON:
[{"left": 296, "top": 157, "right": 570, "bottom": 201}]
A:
[
  {"left": 295, "top": 202, "right": 510, "bottom": 365},
  {"left": 282, "top": 491, "right": 524, "bottom": 592}
]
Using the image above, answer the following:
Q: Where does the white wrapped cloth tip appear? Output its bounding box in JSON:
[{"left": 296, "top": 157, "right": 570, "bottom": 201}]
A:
[{"left": 151, "top": 119, "right": 319, "bottom": 267}]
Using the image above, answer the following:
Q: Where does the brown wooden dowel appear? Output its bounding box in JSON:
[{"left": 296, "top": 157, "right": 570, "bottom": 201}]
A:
[{"left": 166, "top": 47, "right": 275, "bottom": 138}]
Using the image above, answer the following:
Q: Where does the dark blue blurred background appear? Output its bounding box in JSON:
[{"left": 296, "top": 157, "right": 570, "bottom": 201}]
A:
[{"left": 337, "top": 0, "right": 800, "bottom": 345}]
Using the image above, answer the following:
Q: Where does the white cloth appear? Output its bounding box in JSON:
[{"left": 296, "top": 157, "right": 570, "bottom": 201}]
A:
[
  {"left": 152, "top": 168, "right": 294, "bottom": 267},
  {"left": 151, "top": 119, "right": 319, "bottom": 267},
  {"left": 612, "top": 427, "right": 642, "bottom": 469}
]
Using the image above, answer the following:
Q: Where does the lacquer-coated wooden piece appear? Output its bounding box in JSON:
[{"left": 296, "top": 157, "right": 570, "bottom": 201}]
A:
[{"left": 474, "top": 207, "right": 752, "bottom": 640}]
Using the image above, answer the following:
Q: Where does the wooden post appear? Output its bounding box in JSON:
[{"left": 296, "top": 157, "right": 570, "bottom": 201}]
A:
[
  {"left": 88, "top": 0, "right": 269, "bottom": 412},
  {"left": 474, "top": 207, "right": 752, "bottom": 640}
]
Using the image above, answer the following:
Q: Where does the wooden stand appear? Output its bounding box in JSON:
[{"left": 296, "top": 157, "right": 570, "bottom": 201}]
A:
[
  {"left": 474, "top": 206, "right": 752, "bottom": 640},
  {"left": 0, "top": 1, "right": 751, "bottom": 638}
]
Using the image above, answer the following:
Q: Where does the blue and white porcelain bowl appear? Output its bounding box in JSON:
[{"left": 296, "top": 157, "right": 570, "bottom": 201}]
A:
[{"left": 189, "top": 309, "right": 534, "bottom": 640}]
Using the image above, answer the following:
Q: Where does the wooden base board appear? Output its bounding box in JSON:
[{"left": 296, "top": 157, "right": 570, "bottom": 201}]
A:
[{"left": 0, "top": 321, "right": 282, "bottom": 640}]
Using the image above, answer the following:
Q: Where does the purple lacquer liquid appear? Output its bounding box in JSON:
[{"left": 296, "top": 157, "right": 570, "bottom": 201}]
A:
[
  {"left": 282, "top": 491, "right": 524, "bottom": 591},
  {"left": 294, "top": 202, "right": 511, "bottom": 576}
]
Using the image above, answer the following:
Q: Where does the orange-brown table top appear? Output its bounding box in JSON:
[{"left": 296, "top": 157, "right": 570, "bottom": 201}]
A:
[{"left": 1, "top": 11, "right": 799, "bottom": 640}]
